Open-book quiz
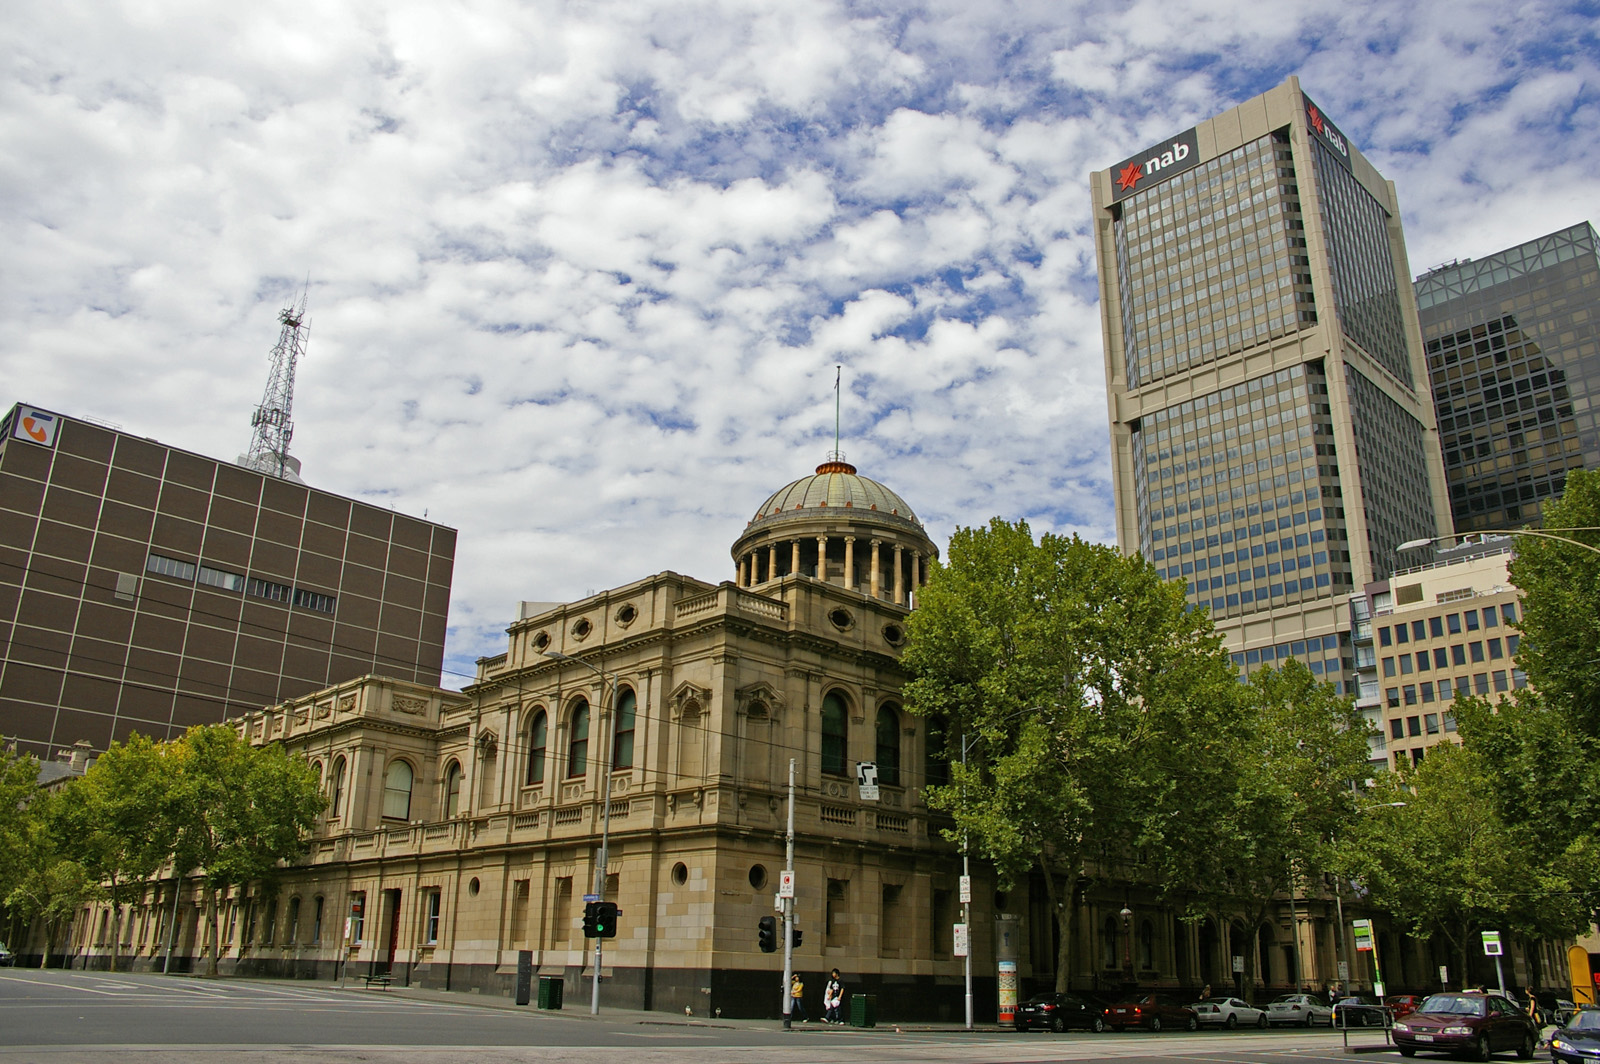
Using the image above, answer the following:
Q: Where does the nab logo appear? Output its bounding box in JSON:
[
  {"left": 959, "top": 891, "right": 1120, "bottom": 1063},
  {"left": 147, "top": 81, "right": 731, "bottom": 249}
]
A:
[
  {"left": 1110, "top": 128, "right": 1199, "bottom": 202},
  {"left": 1303, "top": 95, "right": 1351, "bottom": 167},
  {"left": 11, "top": 407, "right": 60, "bottom": 448}
]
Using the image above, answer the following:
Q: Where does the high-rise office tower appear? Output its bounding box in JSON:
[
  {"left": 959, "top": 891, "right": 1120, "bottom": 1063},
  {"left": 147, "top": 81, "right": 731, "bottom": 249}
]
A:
[
  {"left": 1415, "top": 221, "right": 1600, "bottom": 534},
  {"left": 1091, "top": 77, "right": 1451, "bottom": 689}
]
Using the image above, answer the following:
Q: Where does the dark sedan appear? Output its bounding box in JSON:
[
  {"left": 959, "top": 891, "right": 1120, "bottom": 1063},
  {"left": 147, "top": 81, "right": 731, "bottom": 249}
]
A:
[
  {"left": 1105, "top": 993, "right": 1200, "bottom": 1032},
  {"left": 1392, "top": 992, "right": 1537, "bottom": 1059},
  {"left": 1014, "top": 991, "right": 1109, "bottom": 1033},
  {"left": 1550, "top": 1008, "right": 1600, "bottom": 1064}
]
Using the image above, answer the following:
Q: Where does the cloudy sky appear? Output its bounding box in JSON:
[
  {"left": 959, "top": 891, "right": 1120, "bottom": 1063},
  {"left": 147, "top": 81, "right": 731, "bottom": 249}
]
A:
[{"left": 5, "top": 0, "right": 1597, "bottom": 686}]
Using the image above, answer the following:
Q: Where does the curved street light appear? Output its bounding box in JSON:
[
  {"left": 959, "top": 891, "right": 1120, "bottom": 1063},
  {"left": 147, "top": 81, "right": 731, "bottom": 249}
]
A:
[{"left": 1397, "top": 528, "right": 1600, "bottom": 559}]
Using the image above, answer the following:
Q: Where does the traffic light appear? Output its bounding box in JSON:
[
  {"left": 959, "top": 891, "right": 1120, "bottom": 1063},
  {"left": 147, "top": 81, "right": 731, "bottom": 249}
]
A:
[
  {"left": 790, "top": 928, "right": 803, "bottom": 948},
  {"left": 583, "top": 901, "right": 620, "bottom": 939},
  {"left": 758, "top": 915, "right": 777, "bottom": 953}
]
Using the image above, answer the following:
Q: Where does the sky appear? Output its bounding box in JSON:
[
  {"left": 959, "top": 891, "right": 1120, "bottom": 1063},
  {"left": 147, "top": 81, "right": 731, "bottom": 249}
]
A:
[{"left": 4, "top": 0, "right": 1598, "bottom": 688}]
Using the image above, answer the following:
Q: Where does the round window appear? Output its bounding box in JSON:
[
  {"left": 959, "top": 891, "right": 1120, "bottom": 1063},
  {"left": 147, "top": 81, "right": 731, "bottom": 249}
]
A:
[
  {"left": 828, "top": 607, "right": 853, "bottom": 631},
  {"left": 531, "top": 631, "right": 550, "bottom": 651},
  {"left": 882, "top": 623, "right": 904, "bottom": 646},
  {"left": 748, "top": 864, "right": 768, "bottom": 890},
  {"left": 572, "top": 618, "right": 592, "bottom": 639},
  {"left": 468, "top": 877, "right": 480, "bottom": 896},
  {"left": 671, "top": 862, "right": 688, "bottom": 886},
  {"left": 616, "top": 604, "right": 638, "bottom": 626}
]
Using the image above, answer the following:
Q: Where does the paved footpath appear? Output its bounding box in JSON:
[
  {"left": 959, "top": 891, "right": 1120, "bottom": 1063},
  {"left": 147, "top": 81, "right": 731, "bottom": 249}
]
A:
[{"left": 0, "top": 969, "right": 1401, "bottom": 1064}]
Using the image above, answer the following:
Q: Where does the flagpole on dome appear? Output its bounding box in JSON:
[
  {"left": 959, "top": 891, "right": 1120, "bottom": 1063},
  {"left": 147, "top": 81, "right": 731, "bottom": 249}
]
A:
[{"left": 821, "top": 364, "right": 854, "bottom": 474}]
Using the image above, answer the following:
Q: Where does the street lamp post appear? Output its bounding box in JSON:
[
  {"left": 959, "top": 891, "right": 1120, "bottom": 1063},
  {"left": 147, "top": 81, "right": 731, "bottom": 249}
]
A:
[
  {"left": 544, "top": 650, "right": 619, "bottom": 1017},
  {"left": 1398, "top": 528, "right": 1600, "bottom": 559}
]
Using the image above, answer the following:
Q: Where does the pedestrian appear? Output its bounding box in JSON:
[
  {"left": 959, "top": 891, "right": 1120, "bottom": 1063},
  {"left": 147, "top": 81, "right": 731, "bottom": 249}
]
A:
[
  {"left": 1202, "top": 983, "right": 1212, "bottom": 1001},
  {"left": 1525, "top": 986, "right": 1542, "bottom": 1027},
  {"left": 824, "top": 969, "right": 844, "bottom": 1023},
  {"left": 790, "top": 973, "right": 808, "bottom": 1022}
]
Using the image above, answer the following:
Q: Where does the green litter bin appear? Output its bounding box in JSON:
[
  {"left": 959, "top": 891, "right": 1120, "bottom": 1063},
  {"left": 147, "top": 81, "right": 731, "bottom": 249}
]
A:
[
  {"left": 537, "top": 975, "right": 564, "bottom": 1010},
  {"left": 848, "top": 994, "right": 876, "bottom": 1028}
]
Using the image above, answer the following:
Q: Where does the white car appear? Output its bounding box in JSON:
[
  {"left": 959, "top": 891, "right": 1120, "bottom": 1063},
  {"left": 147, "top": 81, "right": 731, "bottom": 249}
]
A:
[
  {"left": 1192, "top": 996, "right": 1269, "bottom": 1029},
  {"left": 1267, "top": 993, "right": 1334, "bottom": 1027}
]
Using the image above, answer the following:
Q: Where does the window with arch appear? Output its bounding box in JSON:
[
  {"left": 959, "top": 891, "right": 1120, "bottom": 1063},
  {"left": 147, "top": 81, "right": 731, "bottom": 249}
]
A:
[
  {"left": 382, "top": 760, "right": 414, "bottom": 820},
  {"left": 526, "top": 710, "right": 547, "bottom": 785},
  {"left": 567, "top": 700, "right": 590, "bottom": 778},
  {"left": 1102, "top": 914, "right": 1121, "bottom": 968},
  {"left": 311, "top": 759, "right": 324, "bottom": 789},
  {"left": 329, "top": 756, "right": 347, "bottom": 818},
  {"left": 821, "top": 692, "right": 848, "bottom": 777},
  {"left": 1139, "top": 920, "right": 1154, "bottom": 970},
  {"left": 875, "top": 704, "right": 901, "bottom": 786},
  {"left": 612, "top": 689, "right": 636, "bottom": 770},
  {"left": 442, "top": 761, "right": 462, "bottom": 818}
]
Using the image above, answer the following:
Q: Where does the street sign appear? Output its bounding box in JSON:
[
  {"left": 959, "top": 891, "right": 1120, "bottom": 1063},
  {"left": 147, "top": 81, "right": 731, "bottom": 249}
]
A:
[
  {"left": 1439, "top": 966, "right": 1449, "bottom": 986},
  {"left": 1338, "top": 961, "right": 1349, "bottom": 981},
  {"left": 582, "top": 893, "right": 600, "bottom": 903},
  {"left": 1482, "top": 930, "right": 1503, "bottom": 956},
  {"left": 856, "top": 761, "right": 880, "bottom": 801},
  {"left": 1233, "top": 955, "right": 1244, "bottom": 973},
  {"left": 1352, "top": 918, "right": 1374, "bottom": 952},
  {"left": 778, "top": 869, "right": 795, "bottom": 899},
  {"left": 953, "top": 923, "right": 969, "bottom": 957},
  {"left": 959, "top": 875, "right": 971, "bottom": 904}
]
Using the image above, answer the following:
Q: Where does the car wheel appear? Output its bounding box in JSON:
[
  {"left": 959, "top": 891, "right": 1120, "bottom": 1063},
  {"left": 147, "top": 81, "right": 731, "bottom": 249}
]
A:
[
  {"left": 1150, "top": 1016, "right": 1163, "bottom": 1032},
  {"left": 1399, "top": 1048, "right": 1416, "bottom": 1058},
  {"left": 1187, "top": 1016, "right": 1199, "bottom": 1032},
  {"left": 1092, "top": 1017, "right": 1106, "bottom": 1033},
  {"left": 1226, "top": 1014, "right": 1238, "bottom": 1030},
  {"left": 1015, "top": 1021, "right": 1027, "bottom": 1032},
  {"left": 1304, "top": 1012, "right": 1314, "bottom": 1028},
  {"left": 1474, "top": 1033, "right": 1492, "bottom": 1061},
  {"left": 1516, "top": 1032, "right": 1535, "bottom": 1060},
  {"left": 1257, "top": 1014, "right": 1268, "bottom": 1029},
  {"left": 1051, "top": 1015, "right": 1065, "bottom": 1034}
]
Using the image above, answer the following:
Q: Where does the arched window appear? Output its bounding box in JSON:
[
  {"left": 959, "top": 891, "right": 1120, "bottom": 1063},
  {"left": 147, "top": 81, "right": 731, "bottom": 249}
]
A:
[
  {"left": 526, "top": 710, "right": 547, "bottom": 785},
  {"left": 383, "top": 760, "right": 414, "bottom": 820},
  {"left": 1139, "top": 920, "right": 1154, "bottom": 969},
  {"left": 875, "top": 704, "right": 901, "bottom": 786},
  {"left": 821, "top": 692, "right": 848, "bottom": 777},
  {"left": 612, "top": 689, "right": 636, "bottom": 770},
  {"left": 442, "top": 761, "right": 462, "bottom": 818},
  {"left": 329, "top": 756, "right": 347, "bottom": 818},
  {"left": 1102, "top": 915, "right": 1120, "bottom": 968},
  {"left": 567, "top": 700, "right": 590, "bottom": 778}
]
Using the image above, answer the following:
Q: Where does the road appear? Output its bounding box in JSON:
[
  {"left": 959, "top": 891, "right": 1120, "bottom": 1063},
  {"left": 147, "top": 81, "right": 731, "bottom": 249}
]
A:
[{"left": 0, "top": 969, "right": 1407, "bottom": 1064}]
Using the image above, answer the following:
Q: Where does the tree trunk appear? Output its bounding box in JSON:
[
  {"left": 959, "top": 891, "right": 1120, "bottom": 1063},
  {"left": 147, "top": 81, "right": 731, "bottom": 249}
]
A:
[
  {"left": 108, "top": 887, "right": 121, "bottom": 973},
  {"left": 39, "top": 918, "right": 52, "bottom": 969},
  {"left": 204, "top": 886, "right": 220, "bottom": 978},
  {"left": 1040, "top": 851, "right": 1082, "bottom": 994}
]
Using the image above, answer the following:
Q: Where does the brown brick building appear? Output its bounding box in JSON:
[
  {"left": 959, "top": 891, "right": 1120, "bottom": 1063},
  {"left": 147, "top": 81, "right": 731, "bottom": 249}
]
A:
[{"left": 0, "top": 403, "right": 455, "bottom": 757}]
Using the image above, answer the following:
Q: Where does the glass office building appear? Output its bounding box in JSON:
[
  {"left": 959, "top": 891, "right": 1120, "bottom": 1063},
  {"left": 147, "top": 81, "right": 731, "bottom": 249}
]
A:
[
  {"left": 1415, "top": 222, "right": 1600, "bottom": 534},
  {"left": 1093, "top": 78, "right": 1452, "bottom": 689}
]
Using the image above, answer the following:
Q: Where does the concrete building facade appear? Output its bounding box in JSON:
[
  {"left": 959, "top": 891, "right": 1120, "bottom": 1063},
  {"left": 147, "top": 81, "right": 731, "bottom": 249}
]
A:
[
  {"left": 0, "top": 403, "right": 455, "bottom": 757},
  {"left": 1091, "top": 77, "right": 1452, "bottom": 687},
  {"left": 1415, "top": 221, "right": 1600, "bottom": 534}
]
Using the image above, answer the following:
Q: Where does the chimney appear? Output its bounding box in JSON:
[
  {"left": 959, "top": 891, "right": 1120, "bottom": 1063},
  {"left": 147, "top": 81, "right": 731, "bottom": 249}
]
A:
[{"left": 70, "top": 740, "right": 92, "bottom": 771}]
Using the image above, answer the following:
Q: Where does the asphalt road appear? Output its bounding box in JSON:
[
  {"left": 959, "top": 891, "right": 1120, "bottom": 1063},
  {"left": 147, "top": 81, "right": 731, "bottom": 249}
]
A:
[{"left": 0, "top": 969, "right": 1410, "bottom": 1064}]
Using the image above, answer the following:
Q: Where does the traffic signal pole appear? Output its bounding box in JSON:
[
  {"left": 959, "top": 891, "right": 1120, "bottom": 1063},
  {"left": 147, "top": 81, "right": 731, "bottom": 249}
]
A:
[{"left": 781, "top": 757, "right": 795, "bottom": 1030}]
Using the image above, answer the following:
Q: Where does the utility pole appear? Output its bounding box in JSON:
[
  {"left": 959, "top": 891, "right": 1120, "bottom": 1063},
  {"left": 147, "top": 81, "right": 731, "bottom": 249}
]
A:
[
  {"left": 961, "top": 734, "right": 973, "bottom": 1030},
  {"left": 781, "top": 758, "right": 795, "bottom": 1030}
]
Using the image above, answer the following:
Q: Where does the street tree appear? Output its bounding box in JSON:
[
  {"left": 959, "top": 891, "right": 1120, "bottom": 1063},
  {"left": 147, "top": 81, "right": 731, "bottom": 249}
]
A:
[
  {"left": 1195, "top": 660, "right": 1373, "bottom": 1001},
  {"left": 50, "top": 733, "right": 180, "bottom": 971},
  {"left": 0, "top": 746, "right": 41, "bottom": 914},
  {"left": 6, "top": 848, "right": 92, "bottom": 968},
  {"left": 168, "top": 724, "right": 325, "bottom": 976},
  {"left": 902, "top": 518, "right": 1247, "bottom": 992}
]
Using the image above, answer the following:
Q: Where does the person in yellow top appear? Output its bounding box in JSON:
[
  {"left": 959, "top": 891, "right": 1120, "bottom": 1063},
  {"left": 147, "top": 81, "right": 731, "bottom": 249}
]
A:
[{"left": 789, "top": 973, "right": 808, "bottom": 1022}]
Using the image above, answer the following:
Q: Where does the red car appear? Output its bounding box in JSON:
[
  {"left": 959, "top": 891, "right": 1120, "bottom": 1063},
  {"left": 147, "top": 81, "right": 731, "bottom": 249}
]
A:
[
  {"left": 1388, "top": 994, "right": 1423, "bottom": 1020},
  {"left": 1106, "top": 993, "right": 1200, "bottom": 1032},
  {"left": 1392, "top": 992, "right": 1538, "bottom": 1059}
]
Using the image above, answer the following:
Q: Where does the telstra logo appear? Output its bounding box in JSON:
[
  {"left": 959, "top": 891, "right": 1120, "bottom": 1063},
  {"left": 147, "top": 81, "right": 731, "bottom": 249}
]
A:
[{"left": 12, "top": 407, "right": 60, "bottom": 448}]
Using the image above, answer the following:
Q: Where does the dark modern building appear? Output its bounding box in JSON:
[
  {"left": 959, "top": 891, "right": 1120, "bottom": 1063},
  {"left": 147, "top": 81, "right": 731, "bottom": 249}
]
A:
[
  {"left": 1414, "top": 221, "right": 1600, "bottom": 534},
  {"left": 1091, "top": 76, "right": 1452, "bottom": 691},
  {"left": 0, "top": 403, "right": 456, "bottom": 758}
]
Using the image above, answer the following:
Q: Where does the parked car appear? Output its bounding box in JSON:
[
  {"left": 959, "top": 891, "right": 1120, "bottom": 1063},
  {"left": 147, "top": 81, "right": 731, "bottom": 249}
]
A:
[
  {"left": 1191, "top": 996, "right": 1268, "bottom": 1029},
  {"left": 1267, "top": 993, "right": 1335, "bottom": 1027},
  {"left": 1391, "top": 992, "right": 1537, "bottom": 1059},
  {"left": 0, "top": 943, "right": 14, "bottom": 967},
  {"left": 1389, "top": 995, "right": 1424, "bottom": 1021},
  {"left": 1014, "top": 991, "right": 1109, "bottom": 1033},
  {"left": 1334, "top": 994, "right": 1388, "bottom": 1027},
  {"left": 1105, "top": 993, "right": 1200, "bottom": 1032},
  {"left": 1550, "top": 1006, "right": 1600, "bottom": 1064}
]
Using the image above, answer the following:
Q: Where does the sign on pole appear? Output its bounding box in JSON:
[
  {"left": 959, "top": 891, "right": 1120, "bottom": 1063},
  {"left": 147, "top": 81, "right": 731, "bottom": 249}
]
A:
[
  {"left": 1482, "top": 930, "right": 1503, "bottom": 956},
  {"left": 856, "top": 762, "right": 880, "bottom": 801},
  {"left": 778, "top": 870, "right": 795, "bottom": 899},
  {"left": 959, "top": 876, "right": 972, "bottom": 904},
  {"left": 1232, "top": 955, "right": 1244, "bottom": 974},
  {"left": 1338, "top": 961, "right": 1349, "bottom": 981},
  {"left": 1439, "top": 965, "right": 1449, "bottom": 987},
  {"left": 1352, "top": 918, "right": 1374, "bottom": 952},
  {"left": 953, "top": 923, "right": 969, "bottom": 957}
]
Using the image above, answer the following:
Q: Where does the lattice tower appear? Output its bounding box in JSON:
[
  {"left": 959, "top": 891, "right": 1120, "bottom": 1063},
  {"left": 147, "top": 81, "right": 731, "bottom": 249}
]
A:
[{"left": 243, "top": 292, "right": 309, "bottom": 479}]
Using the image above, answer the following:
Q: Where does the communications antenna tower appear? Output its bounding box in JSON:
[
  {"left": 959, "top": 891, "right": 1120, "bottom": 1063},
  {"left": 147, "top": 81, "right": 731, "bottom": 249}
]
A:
[{"left": 241, "top": 290, "right": 309, "bottom": 481}]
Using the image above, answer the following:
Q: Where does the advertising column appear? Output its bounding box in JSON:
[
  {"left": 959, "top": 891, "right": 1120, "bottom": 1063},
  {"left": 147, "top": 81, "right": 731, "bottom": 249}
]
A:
[{"left": 996, "top": 913, "right": 1020, "bottom": 1024}]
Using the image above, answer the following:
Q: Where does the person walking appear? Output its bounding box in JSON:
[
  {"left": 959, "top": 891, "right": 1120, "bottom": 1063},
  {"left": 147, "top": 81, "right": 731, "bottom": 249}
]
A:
[
  {"left": 824, "top": 969, "right": 844, "bottom": 1023},
  {"left": 789, "top": 973, "right": 808, "bottom": 1022}
]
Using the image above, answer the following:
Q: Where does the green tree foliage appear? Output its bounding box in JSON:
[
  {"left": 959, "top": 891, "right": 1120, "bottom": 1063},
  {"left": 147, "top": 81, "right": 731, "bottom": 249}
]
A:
[
  {"left": 0, "top": 746, "right": 42, "bottom": 910},
  {"left": 6, "top": 845, "right": 91, "bottom": 969},
  {"left": 1196, "top": 660, "right": 1373, "bottom": 1001},
  {"left": 50, "top": 734, "right": 180, "bottom": 971},
  {"left": 902, "top": 518, "right": 1246, "bottom": 992},
  {"left": 1507, "top": 468, "right": 1600, "bottom": 736},
  {"left": 168, "top": 725, "right": 325, "bottom": 976},
  {"left": 1343, "top": 743, "right": 1576, "bottom": 981}
]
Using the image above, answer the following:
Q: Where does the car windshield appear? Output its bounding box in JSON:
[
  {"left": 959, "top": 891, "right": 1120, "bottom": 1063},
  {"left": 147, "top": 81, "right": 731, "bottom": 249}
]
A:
[
  {"left": 1024, "top": 994, "right": 1054, "bottom": 1004},
  {"left": 1420, "top": 995, "right": 1486, "bottom": 1016},
  {"left": 1568, "top": 1012, "right": 1600, "bottom": 1032},
  {"left": 1271, "top": 996, "right": 1304, "bottom": 1005}
]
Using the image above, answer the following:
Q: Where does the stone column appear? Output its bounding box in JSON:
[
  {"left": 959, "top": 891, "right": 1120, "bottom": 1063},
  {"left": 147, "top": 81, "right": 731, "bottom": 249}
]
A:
[
  {"left": 893, "top": 545, "right": 905, "bottom": 605},
  {"left": 844, "top": 537, "right": 856, "bottom": 591},
  {"left": 869, "top": 540, "right": 881, "bottom": 599},
  {"left": 739, "top": 555, "right": 749, "bottom": 587},
  {"left": 791, "top": 540, "right": 801, "bottom": 577},
  {"left": 767, "top": 544, "right": 777, "bottom": 583},
  {"left": 816, "top": 535, "right": 828, "bottom": 581}
]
